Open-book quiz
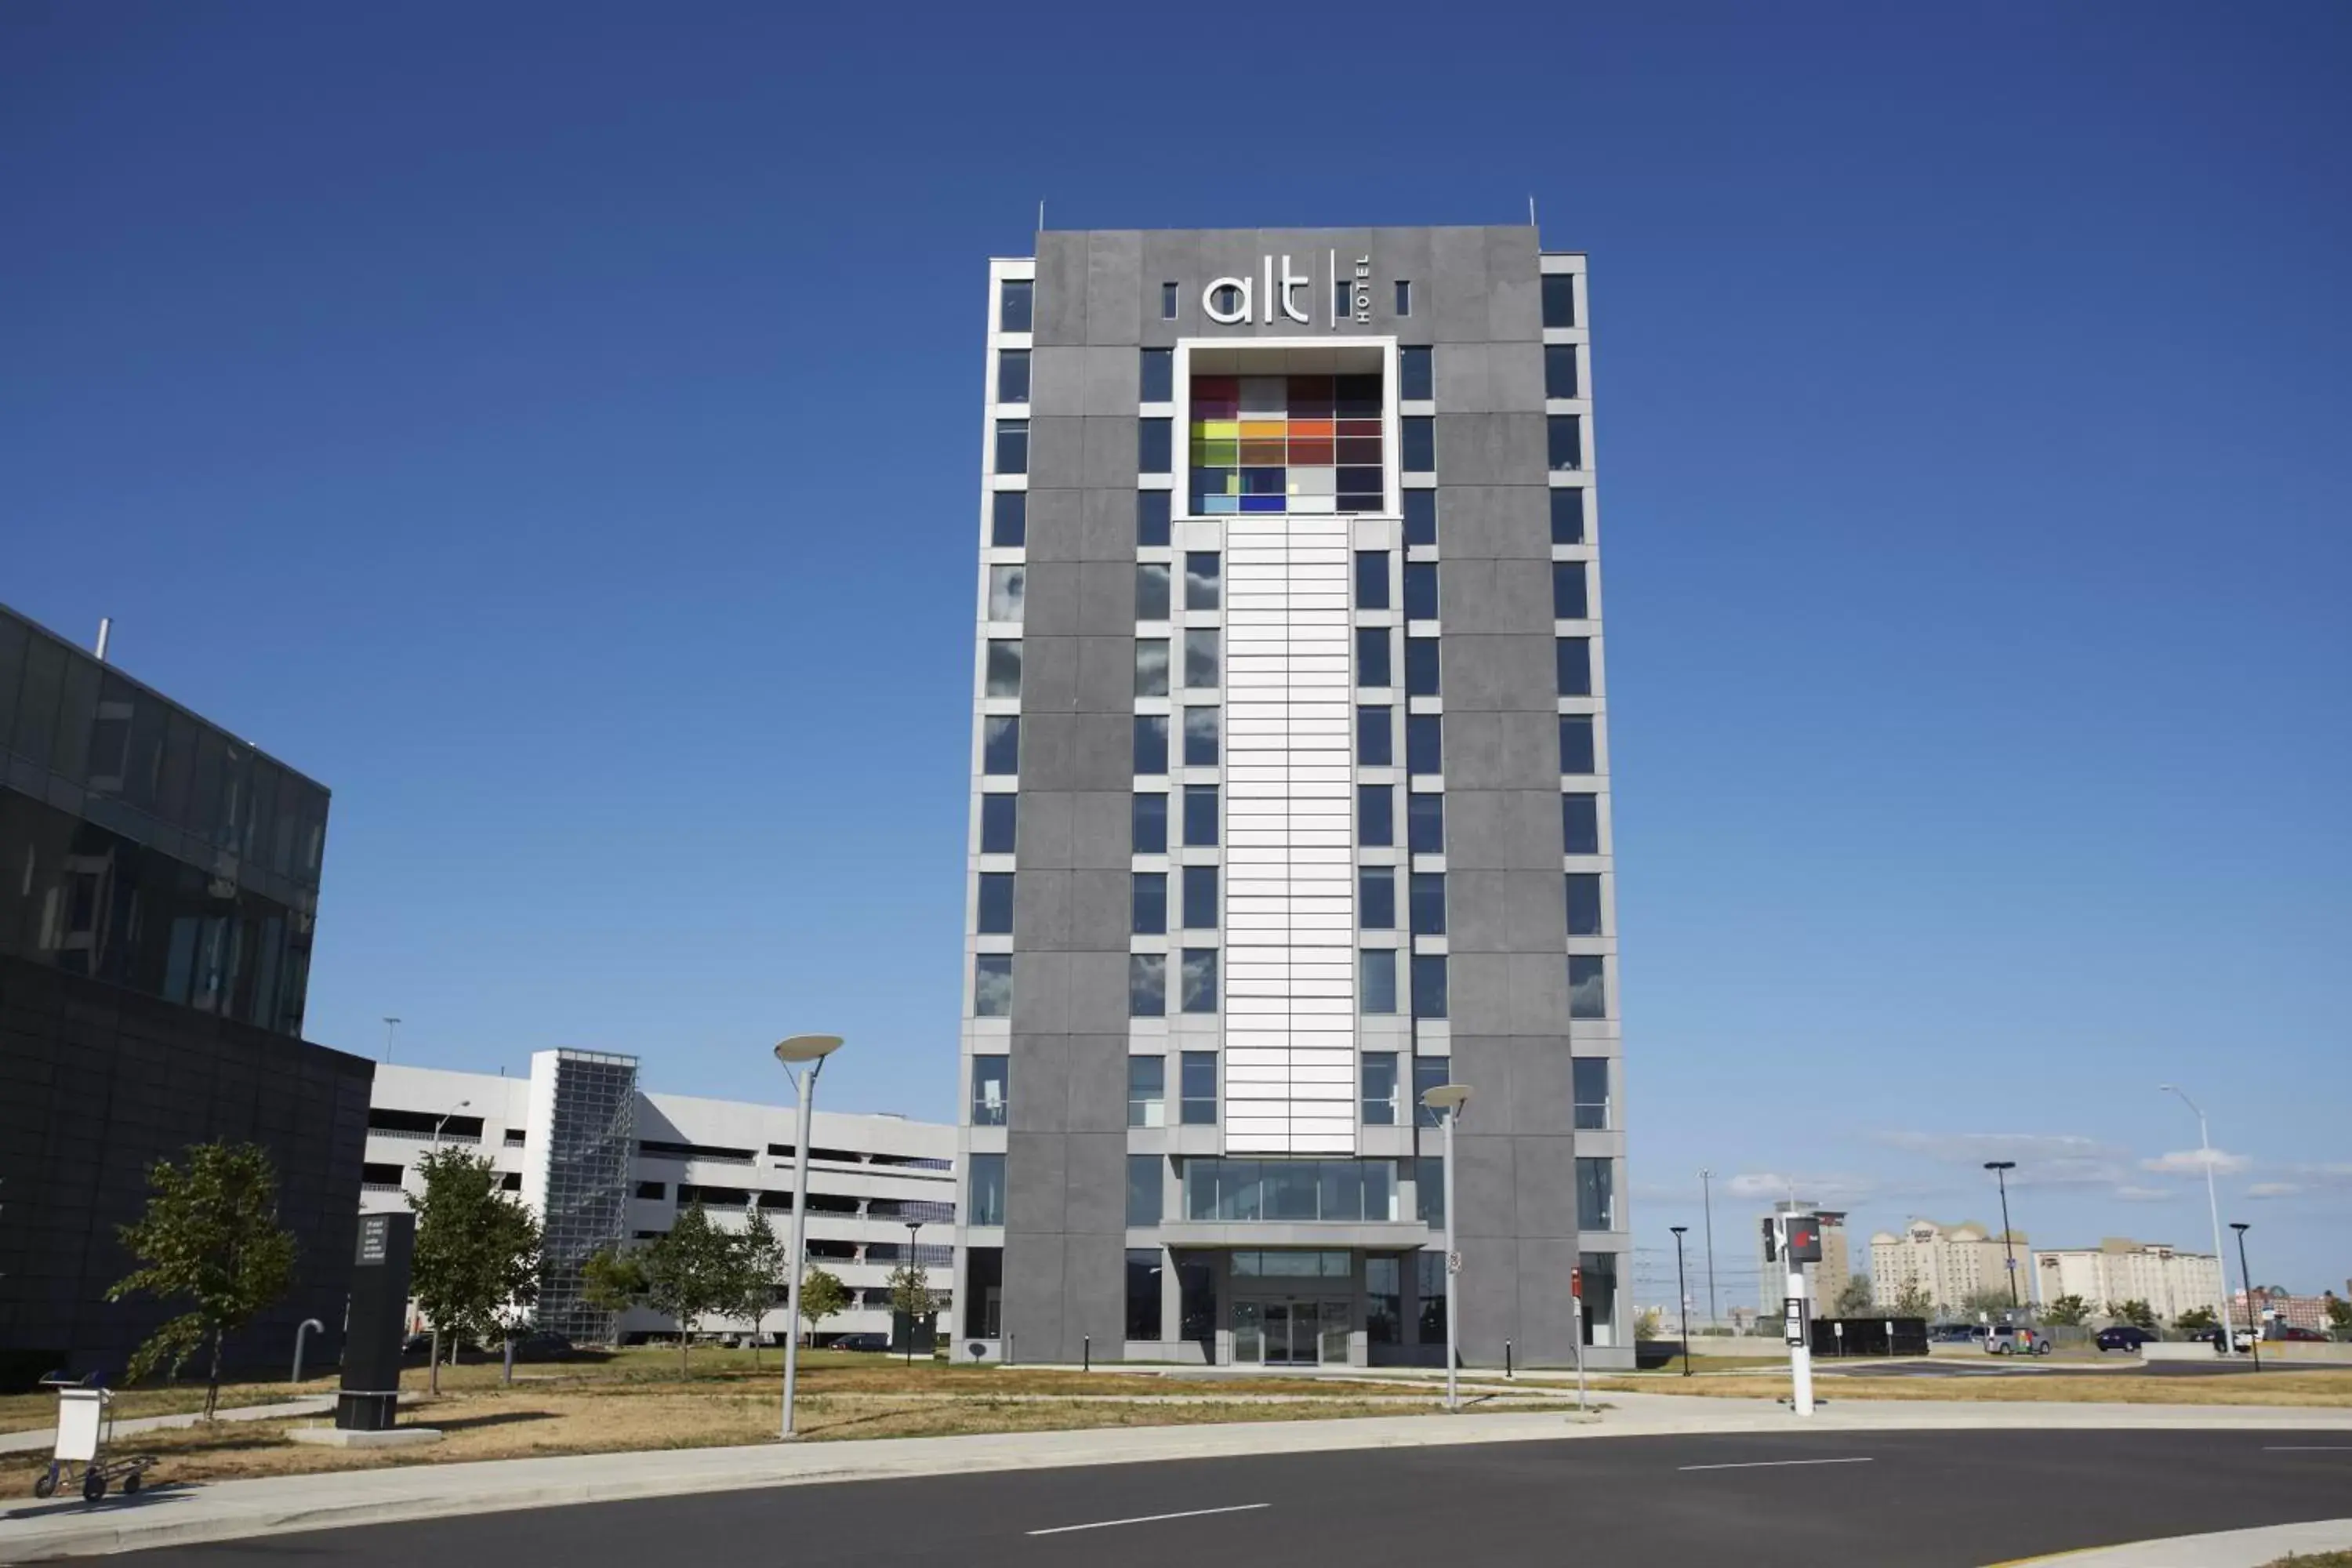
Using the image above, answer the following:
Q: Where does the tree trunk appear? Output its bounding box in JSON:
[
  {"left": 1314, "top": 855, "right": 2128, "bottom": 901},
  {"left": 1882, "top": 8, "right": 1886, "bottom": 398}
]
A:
[
  {"left": 679, "top": 1319, "right": 690, "bottom": 1377},
  {"left": 205, "top": 1326, "right": 225, "bottom": 1421},
  {"left": 430, "top": 1327, "right": 442, "bottom": 1396}
]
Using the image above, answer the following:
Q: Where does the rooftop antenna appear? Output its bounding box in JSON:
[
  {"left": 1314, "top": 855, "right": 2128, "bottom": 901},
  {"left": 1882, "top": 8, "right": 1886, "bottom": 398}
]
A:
[
  {"left": 1528, "top": 194, "right": 1538, "bottom": 228},
  {"left": 94, "top": 617, "right": 112, "bottom": 662},
  {"left": 1037, "top": 198, "right": 1046, "bottom": 232}
]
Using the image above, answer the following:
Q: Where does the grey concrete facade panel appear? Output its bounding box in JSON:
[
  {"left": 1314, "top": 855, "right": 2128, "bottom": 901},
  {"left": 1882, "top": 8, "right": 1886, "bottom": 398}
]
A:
[
  {"left": 1082, "top": 346, "right": 1139, "bottom": 412},
  {"left": 1069, "top": 792, "right": 1131, "bottom": 869},
  {"left": 1080, "top": 489, "right": 1136, "bottom": 561},
  {"left": 1446, "top": 790, "right": 1563, "bottom": 871},
  {"left": 1438, "top": 558, "right": 1554, "bottom": 635},
  {"left": 1444, "top": 634, "right": 1555, "bottom": 711},
  {"left": 1069, "top": 955, "right": 1131, "bottom": 1034},
  {"left": 1436, "top": 413, "right": 1548, "bottom": 488},
  {"left": 1438, "top": 487, "right": 1550, "bottom": 561},
  {"left": 1022, "top": 637, "right": 1080, "bottom": 714},
  {"left": 1029, "top": 416, "right": 1083, "bottom": 488},
  {"left": 1009, "top": 952, "right": 1071, "bottom": 1036},
  {"left": 1083, "top": 233, "right": 1142, "bottom": 347},
  {"left": 1029, "top": 348, "right": 1087, "bottom": 416},
  {"left": 1015, "top": 790, "right": 1076, "bottom": 872},
  {"left": 1080, "top": 417, "right": 1140, "bottom": 489},
  {"left": 1074, "top": 562, "right": 1138, "bottom": 635},
  {"left": 1007, "top": 1131, "right": 1070, "bottom": 1232},
  {"left": 1025, "top": 489, "right": 1083, "bottom": 562},
  {"left": 1033, "top": 234, "right": 1088, "bottom": 346},
  {"left": 1013, "top": 868, "right": 1074, "bottom": 951},
  {"left": 1065, "top": 1036, "right": 1130, "bottom": 1131},
  {"left": 1430, "top": 228, "right": 1493, "bottom": 343},
  {"left": 1065, "top": 1131, "right": 1128, "bottom": 1230}
]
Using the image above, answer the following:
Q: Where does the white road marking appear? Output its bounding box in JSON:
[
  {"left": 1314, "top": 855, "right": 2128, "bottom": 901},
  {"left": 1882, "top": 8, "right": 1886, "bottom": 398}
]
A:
[
  {"left": 1679, "top": 1456, "right": 1876, "bottom": 1472},
  {"left": 1028, "top": 1503, "right": 1272, "bottom": 1536}
]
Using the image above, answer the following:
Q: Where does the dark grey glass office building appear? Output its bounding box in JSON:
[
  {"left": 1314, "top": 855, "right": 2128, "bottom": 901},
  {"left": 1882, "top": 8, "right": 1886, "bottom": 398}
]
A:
[
  {"left": 0, "top": 604, "right": 372, "bottom": 1383},
  {"left": 952, "top": 227, "right": 1631, "bottom": 1370}
]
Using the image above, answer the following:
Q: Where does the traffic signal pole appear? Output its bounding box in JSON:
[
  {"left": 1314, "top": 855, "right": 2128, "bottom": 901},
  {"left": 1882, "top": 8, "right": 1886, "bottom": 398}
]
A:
[{"left": 1771, "top": 1211, "right": 1817, "bottom": 1418}]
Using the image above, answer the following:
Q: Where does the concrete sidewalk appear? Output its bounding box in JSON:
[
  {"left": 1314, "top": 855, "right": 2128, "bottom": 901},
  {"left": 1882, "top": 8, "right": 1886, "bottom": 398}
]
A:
[
  {"left": 5, "top": 1392, "right": 2350, "bottom": 1562},
  {"left": 1993, "top": 1516, "right": 2352, "bottom": 1566},
  {"left": 0, "top": 1400, "right": 333, "bottom": 1457}
]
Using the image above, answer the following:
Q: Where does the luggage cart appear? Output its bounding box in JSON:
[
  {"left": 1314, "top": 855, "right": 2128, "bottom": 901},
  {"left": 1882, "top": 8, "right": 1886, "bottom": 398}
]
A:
[{"left": 31, "top": 1374, "right": 157, "bottom": 1504}]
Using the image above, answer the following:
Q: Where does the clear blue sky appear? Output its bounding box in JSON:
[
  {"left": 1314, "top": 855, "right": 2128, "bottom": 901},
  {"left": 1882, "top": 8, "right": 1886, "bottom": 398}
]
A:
[{"left": 5, "top": 3, "right": 2347, "bottom": 1298}]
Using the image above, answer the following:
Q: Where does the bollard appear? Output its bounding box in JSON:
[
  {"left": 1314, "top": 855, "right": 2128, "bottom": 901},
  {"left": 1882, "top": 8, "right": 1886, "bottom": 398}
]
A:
[
  {"left": 1506, "top": 1339, "right": 1514, "bottom": 1378},
  {"left": 1083, "top": 1334, "right": 1091, "bottom": 1373},
  {"left": 1006, "top": 1334, "right": 1015, "bottom": 1368}
]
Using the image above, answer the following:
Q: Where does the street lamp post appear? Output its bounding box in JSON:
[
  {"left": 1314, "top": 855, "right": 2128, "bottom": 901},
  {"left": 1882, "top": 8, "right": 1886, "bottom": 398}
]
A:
[
  {"left": 774, "top": 1034, "right": 845, "bottom": 1439},
  {"left": 429, "top": 1099, "right": 472, "bottom": 1149},
  {"left": 902, "top": 1220, "right": 922, "bottom": 1367},
  {"left": 1699, "top": 1170, "right": 1719, "bottom": 1332},
  {"left": 1983, "top": 1160, "right": 2020, "bottom": 1311},
  {"left": 2230, "top": 1222, "right": 2260, "bottom": 1372},
  {"left": 381, "top": 1016, "right": 401, "bottom": 1063},
  {"left": 1670, "top": 1226, "right": 1691, "bottom": 1377},
  {"left": 2161, "top": 1085, "right": 2238, "bottom": 1357},
  {"left": 1421, "top": 1083, "right": 1473, "bottom": 1412}
]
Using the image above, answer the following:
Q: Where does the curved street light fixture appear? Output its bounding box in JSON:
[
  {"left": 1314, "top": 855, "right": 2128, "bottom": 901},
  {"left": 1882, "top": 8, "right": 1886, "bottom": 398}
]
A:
[
  {"left": 1420, "top": 1083, "right": 1473, "bottom": 1411},
  {"left": 774, "top": 1035, "right": 844, "bottom": 1439}
]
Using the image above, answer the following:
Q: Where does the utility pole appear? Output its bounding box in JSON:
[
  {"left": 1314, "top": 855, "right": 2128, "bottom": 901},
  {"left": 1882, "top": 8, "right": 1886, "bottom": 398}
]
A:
[
  {"left": 381, "top": 1016, "right": 401, "bottom": 1063},
  {"left": 1984, "top": 1160, "right": 2020, "bottom": 1310},
  {"left": 1699, "top": 1169, "right": 1719, "bottom": 1329},
  {"left": 1670, "top": 1226, "right": 1692, "bottom": 1377},
  {"left": 2230, "top": 1223, "right": 2260, "bottom": 1372}
]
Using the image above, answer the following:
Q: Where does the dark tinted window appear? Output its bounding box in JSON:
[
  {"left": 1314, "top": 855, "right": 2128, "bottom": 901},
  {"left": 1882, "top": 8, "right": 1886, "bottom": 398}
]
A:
[
  {"left": 1000, "top": 278, "right": 1033, "bottom": 332},
  {"left": 974, "top": 955, "right": 1012, "bottom": 1018},
  {"left": 1553, "top": 561, "right": 1588, "bottom": 619},
  {"left": 1359, "top": 866, "right": 1396, "bottom": 929},
  {"left": 1402, "top": 489, "right": 1436, "bottom": 547},
  {"left": 1127, "top": 1160, "right": 1160, "bottom": 1227},
  {"left": 1139, "top": 419, "right": 1172, "bottom": 474},
  {"left": 1414, "top": 1056, "right": 1450, "bottom": 1127},
  {"left": 1137, "top": 561, "right": 1171, "bottom": 621},
  {"left": 1396, "top": 279, "right": 1414, "bottom": 316},
  {"left": 1182, "top": 706, "right": 1219, "bottom": 766},
  {"left": 1410, "top": 871, "right": 1447, "bottom": 935},
  {"left": 977, "top": 872, "right": 1014, "bottom": 934},
  {"left": 1556, "top": 637, "right": 1592, "bottom": 696},
  {"left": 1129, "top": 953, "right": 1167, "bottom": 1016},
  {"left": 1407, "top": 791, "right": 1444, "bottom": 854},
  {"left": 1134, "top": 715, "right": 1169, "bottom": 775},
  {"left": 1161, "top": 281, "right": 1179, "bottom": 320},
  {"left": 1132, "top": 873, "right": 1167, "bottom": 935},
  {"left": 1559, "top": 715, "right": 1596, "bottom": 775},
  {"left": 983, "top": 715, "right": 1020, "bottom": 775},
  {"left": 1127, "top": 1247, "right": 1163, "bottom": 1336},
  {"left": 998, "top": 348, "right": 1031, "bottom": 403},
  {"left": 1411, "top": 954, "right": 1449, "bottom": 1019},
  {"left": 1541, "top": 273, "right": 1575, "bottom": 328},
  {"left": 1361, "top": 949, "right": 1398, "bottom": 1014},
  {"left": 986, "top": 639, "right": 1022, "bottom": 698},
  {"left": 1405, "top": 638, "right": 1439, "bottom": 697},
  {"left": 1141, "top": 348, "right": 1174, "bottom": 402},
  {"left": 1181, "top": 865, "right": 1218, "bottom": 930},
  {"left": 1552, "top": 488, "right": 1585, "bottom": 544},
  {"left": 1358, "top": 784, "right": 1394, "bottom": 846},
  {"left": 1406, "top": 713, "right": 1443, "bottom": 775},
  {"left": 1356, "top": 626, "right": 1392, "bottom": 688},
  {"left": 996, "top": 419, "right": 1029, "bottom": 474},
  {"left": 1544, "top": 343, "right": 1578, "bottom": 399},
  {"left": 980, "top": 793, "right": 1018, "bottom": 854},
  {"left": 1132, "top": 791, "right": 1168, "bottom": 854},
  {"left": 1569, "top": 954, "right": 1607, "bottom": 1018},
  {"left": 1138, "top": 489, "right": 1171, "bottom": 547},
  {"left": 1354, "top": 550, "right": 1390, "bottom": 609},
  {"left": 1181, "top": 948, "right": 1218, "bottom": 1012},
  {"left": 1356, "top": 705, "right": 1392, "bottom": 766},
  {"left": 1183, "top": 784, "right": 1218, "bottom": 847},
  {"left": 1402, "top": 416, "right": 1435, "bottom": 473},
  {"left": 992, "top": 491, "right": 1026, "bottom": 546},
  {"left": 1403, "top": 562, "right": 1438, "bottom": 621},
  {"left": 1183, "top": 629, "right": 1219, "bottom": 688},
  {"left": 1399, "top": 345, "right": 1432, "bottom": 401},
  {"left": 1563, "top": 793, "right": 1600, "bottom": 855},
  {"left": 1548, "top": 415, "right": 1581, "bottom": 471},
  {"left": 1180, "top": 1052, "right": 1217, "bottom": 1124},
  {"left": 1566, "top": 873, "right": 1603, "bottom": 936},
  {"left": 1185, "top": 551, "right": 1221, "bottom": 609}
]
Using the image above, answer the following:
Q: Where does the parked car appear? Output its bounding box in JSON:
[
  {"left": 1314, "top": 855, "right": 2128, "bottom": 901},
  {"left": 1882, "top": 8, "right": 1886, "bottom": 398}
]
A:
[
  {"left": 2096, "top": 1325, "right": 2156, "bottom": 1352},
  {"left": 2190, "top": 1327, "right": 2258, "bottom": 1352},
  {"left": 1984, "top": 1324, "right": 2052, "bottom": 1356},
  {"left": 509, "top": 1330, "right": 575, "bottom": 1362},
  {"left": 2277, "top": 1326, "right": 2328, "bottom": 1343},
  {"left": 829, "top": 1333, "right": 888, "bottom": 1352},
  {"left": 1929, "top": 1323, "right": 1981, "bottom": 1344}
]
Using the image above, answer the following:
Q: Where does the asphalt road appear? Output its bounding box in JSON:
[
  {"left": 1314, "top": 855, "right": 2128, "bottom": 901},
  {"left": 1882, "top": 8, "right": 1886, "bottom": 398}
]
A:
[{"left": 118, "top": 1430, "right": 2352, "bottom": 1567}]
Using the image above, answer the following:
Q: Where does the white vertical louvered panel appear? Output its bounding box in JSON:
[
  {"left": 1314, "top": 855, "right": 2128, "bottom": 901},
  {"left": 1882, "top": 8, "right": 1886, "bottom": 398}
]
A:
[{"left": 1221, "top": 514, "right": 1358, "bottom": 1155}]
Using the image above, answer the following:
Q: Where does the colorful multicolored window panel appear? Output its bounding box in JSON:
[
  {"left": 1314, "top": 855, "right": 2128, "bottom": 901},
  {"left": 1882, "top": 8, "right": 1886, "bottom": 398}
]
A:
[{"left": 1190, "top": 373, "right": 1385, "bottom": 514}]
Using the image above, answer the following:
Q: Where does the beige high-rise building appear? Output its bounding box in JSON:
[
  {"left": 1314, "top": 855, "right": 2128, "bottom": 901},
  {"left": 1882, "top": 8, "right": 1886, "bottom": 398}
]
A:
[
  {"left": 2033, "top": 1240, "right": 2221, "bottom": 1325},
  {"left": 1871, "top": 1218, "right": 2031, "bottom": 1316},
  {"left": 1757, "top": 1202, "right": 1852, "bottom": 1314}
]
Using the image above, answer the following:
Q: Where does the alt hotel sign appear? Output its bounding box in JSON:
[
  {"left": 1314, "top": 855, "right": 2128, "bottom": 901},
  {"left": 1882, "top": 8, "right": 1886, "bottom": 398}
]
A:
[{"left": 1203, "top": 252, "right": 1374, "bottom": 328}]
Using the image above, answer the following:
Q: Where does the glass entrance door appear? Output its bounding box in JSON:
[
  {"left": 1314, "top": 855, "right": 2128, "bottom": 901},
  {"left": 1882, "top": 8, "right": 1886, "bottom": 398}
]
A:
[{"left": 1260, "top": 1301, "right": 1341, "bottom": 1365}]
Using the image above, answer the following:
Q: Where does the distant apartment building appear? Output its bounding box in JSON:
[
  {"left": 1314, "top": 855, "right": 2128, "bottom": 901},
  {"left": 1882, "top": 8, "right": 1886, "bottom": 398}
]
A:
[
  {"left": 1871, "top": 1218, "right": 2031, "bottom": 1316},
  {"left": 2033, "top": 1239, "right": 2221, "bottom": 1323},
  {"left": 1755, "top": 1202, "right": 1852, "bottom": 1314},
  {"left": 365, "top": 1054, "right": 955, "bottom": 1345},
  {"left": 2234, "top": 1287, "right": 2340, "bottom": 1335}
]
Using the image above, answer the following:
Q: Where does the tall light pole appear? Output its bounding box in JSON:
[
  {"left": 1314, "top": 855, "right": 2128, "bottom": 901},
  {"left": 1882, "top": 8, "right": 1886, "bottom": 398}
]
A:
[
  {"left": 774, "top": 1033, "right": 844, "bottom": 1439},
  {"left": 381, "top": 1016, "right": 401, "bottom": 1063},
  {"left": 429, "top": 1099, "right": 472, "bottom": 1148},
  {"left": 1983, "top": 1160, "right": 2020, "bottom": 1311},
  {"left": 2230, "top": 1222, "right": 2260, "bottom": 1372},
  {"left": 1421, "top": 1082, "right": 1473, "bottom": 1412},
  {"left": 1670, "top": 1225, "right": 1691, "bottom": 1377},
  {"left": 2160, "top": 1084, "right": 2238, "bottom": 1356},
  {"left": 1699, "top": 1169, "right": 1719, "bottom": 1330},
  {"left": 902, "top": 1220, "right": 922, "bottom": 1367}
]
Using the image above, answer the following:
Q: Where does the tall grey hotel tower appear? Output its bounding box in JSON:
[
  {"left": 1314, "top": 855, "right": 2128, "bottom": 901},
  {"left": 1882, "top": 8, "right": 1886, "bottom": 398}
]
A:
[{"left": 954, "top": 227, "right": 1628, "bottom": 1370}]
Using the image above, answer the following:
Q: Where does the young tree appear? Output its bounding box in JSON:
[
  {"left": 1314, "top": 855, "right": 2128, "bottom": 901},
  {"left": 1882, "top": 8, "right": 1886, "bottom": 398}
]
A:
[
  {"left": 2107, "top": 1298, "right": 2159, "bottom": 1331},
  {"left": 1633, "top": 1306, "right": 1664, "bottom": 1341},
  {"left": 2042, "top": 1294, "right": 2092, "bottom": 1327},
  {"left": 887, "top": 1256, "right": 937, "bottom": 1358},
  {"left": 1892, "top": 1281, "right": 1936, "bottom": 1320},
  {"left": 107, "top": 1141, "right": 297, "bottom": 1419},
  {"left": 580, "top": 1244, "right": 647, "bottom": 1334},
  {"left": 725, "top": 1215, "right": 786, "bottom": 1370},
  {"left": 642, "top": 1205, "right": 739, "bottom": 1375},
  {"left": 1832, "top": 1274, "right": 1876, "bottom": 1316},
  {"left": 1960, "top": 1286, "right": 2016, "bottom": 1321},
  {"left": 2174, "top": 1305, "right": 2218, "bottom": 1334},
  {"left": 2326, "top": 1295, "right": 2351, "bottom": 1341},
  {"left": 408, "top": 1149, "right": 543, "bottom": 1394},
  {"left": 796, "top": 1264, "right": 849, "bottom": 1345}
]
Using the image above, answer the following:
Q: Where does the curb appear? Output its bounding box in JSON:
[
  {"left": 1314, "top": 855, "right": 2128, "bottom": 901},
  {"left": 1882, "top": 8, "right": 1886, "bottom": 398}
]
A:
[{"left": 1985, "top": 1515, "right": 2352, "bottom": 1566}]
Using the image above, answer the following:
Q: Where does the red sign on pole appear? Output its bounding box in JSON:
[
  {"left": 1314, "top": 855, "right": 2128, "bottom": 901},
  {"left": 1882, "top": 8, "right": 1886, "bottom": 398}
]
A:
[{"left": 1571, "top": 1267, "right": 1584, "bottom": 1300}]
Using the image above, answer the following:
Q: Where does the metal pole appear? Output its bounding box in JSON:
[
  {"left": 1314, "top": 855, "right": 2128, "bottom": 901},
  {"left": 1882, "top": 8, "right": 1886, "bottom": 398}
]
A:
[
  {"left": 2165, "top": 1087, "right": 2236, "bottom": 1356},
  {"left": 2232, "top": 1225, "right": 2259, "bottom": 1372},
  {"left": 292, "top": 1318, "right": 324, "bottom": 1385},
  {"left": 1985, "top": 1161, "right": 2020, "bottom": 1310},
  {"left": 382, "top": 1016, "right": 400, "bottom": 1063},
  {"left": 1671, "top": 1227, "right": 1690, "bottom": 1377},
  {"left": 1572, "top": 1297, "right": 1586, "bottom": 1413},
  {"left": 904, "top": 1221, "right": 921, "bottom": 1367},
  {"left": 1442, "top": 1105, "right": 1459, "bottom": 1412},
  {"left": 1700, "top": 1169, "right": 1719, "bottom": 1330},
  {"left": 780, "top": 1056, "right": 825, "bottom": 1439},
  {"left": 1786, "top": 1217, "right": 1814, "bottom": 1417}
]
